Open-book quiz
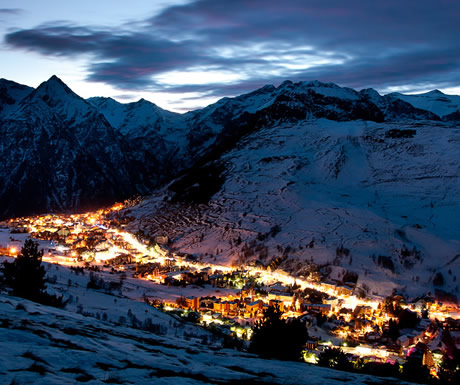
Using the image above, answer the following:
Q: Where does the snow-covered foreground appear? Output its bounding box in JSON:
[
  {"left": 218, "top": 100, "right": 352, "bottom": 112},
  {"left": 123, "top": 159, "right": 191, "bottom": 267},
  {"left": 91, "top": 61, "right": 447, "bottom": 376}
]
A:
[{"left": 0, "top": 262, "right": 410, "bottom": 385}]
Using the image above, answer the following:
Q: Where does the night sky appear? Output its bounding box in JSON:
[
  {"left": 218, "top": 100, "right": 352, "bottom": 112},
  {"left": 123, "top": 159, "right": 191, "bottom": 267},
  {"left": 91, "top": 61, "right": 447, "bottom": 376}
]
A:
[{"left": 1, "top": 0, "right": 459, "bottom": 111}]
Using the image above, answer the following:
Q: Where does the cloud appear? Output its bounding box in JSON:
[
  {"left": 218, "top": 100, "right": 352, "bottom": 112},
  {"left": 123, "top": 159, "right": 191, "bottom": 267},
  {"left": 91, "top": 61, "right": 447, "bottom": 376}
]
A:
[
  {"left": 4, "top": 0, "right": 460, "bottom": 108},
  {"left": 0, "top": 8, "right": 23, "bottom": 22},
  {"left": 0, "top": 8, "right": 23, "bottom": 15}
]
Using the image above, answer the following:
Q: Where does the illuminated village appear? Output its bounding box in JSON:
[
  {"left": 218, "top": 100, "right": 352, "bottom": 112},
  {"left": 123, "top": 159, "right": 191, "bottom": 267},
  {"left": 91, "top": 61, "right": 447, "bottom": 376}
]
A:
[{"left": 1, "top": 201, "right": 459, "bottom": 379}]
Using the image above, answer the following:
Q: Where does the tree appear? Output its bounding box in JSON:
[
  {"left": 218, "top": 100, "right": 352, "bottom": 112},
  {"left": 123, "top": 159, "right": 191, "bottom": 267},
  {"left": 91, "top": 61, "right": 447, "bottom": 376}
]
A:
[
  {"left": 317, "top": 347, "right": 352, "bottom": 371},
  {"left": 1, "top": 239, "right": 46, "bottom": 300},
  {"left": 1, "top": 239, "right": 66, "bottom": 308},
  {"left": 401, "top": 355, "right": 431, "bottom": 383},
  {"left": 249, "top": 305, "right": 308, "bottom": 361}
]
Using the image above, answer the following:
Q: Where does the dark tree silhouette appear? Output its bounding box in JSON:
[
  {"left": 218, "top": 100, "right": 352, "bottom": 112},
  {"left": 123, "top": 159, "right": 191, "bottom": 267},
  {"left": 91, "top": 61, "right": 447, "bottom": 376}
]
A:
[
  {"left": 317, "top": 347, "right": 352, "bottom": 371},
  {"left": 1, "top": 239, "right": 67, "bottom": 308},
  {"left": 439, "top": 348, "right": 460, "bottom": 384},
  {"left": 398, "top": 308, "right": 419, "bottom": 329},
  {"left": 386, "top": 318, "right": 400, "bottom": 341},
  {"left": 401, "top": 355, "right": 431, "bottom": 383},
  {"left": 249, "top": 305, "right": 308, "bottom": 361},
  {"left": 1, "top": 239, "right": 46, "bottom": 300}
]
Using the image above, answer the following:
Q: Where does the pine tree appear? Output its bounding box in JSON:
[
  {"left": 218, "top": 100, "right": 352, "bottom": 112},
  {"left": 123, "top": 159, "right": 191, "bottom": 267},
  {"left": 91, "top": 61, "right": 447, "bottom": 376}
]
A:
[
  {"left": 249, "top": 305, "right": 308, "bottom": 361},
  {"left": 317, "top": 347, "right": 352, "bottom": 371},
  {"left": 1, "top": 239, "right": 46, "bottom": 300}
]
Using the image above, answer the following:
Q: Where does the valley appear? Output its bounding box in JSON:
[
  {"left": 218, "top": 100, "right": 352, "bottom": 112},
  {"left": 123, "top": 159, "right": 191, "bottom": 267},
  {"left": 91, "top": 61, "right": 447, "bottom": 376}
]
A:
[{"left": 1, "top": 199, "right": 458, "bottom": 381}]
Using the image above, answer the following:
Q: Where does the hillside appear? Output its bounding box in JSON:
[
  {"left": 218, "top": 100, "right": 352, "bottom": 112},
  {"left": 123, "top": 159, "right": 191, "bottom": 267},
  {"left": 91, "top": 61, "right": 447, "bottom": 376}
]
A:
[
  {"left": 0, "top": 260, "right": 409, "bottom": 385},
  {"left": 124, "top": 118, "right": 460, "bottom": 299}
]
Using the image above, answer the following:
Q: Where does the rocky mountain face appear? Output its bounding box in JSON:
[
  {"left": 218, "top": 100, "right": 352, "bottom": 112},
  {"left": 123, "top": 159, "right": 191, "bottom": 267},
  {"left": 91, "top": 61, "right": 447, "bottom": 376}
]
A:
[
  {"left": 0, "top": 76, "right": 191, "bottom": 219},
  {"left": 0, "top": 76, "right": 459, "bottom": 228},
  {"left": 0, "top": 78, "right": 33, "bottom": 118},
  {"left": 0, "top": 76, "right": 133, "bottom": 218}
]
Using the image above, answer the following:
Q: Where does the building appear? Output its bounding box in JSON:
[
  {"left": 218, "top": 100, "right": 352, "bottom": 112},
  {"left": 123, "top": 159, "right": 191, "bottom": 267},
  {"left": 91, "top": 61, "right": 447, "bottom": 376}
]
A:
[
  {"left": 185, "top": 296, "right": 200, "bottom": 310},
  {"left": 269, "top": 299, "right": 284, "bottom": 312},
  {"left": 302, "top": 303, "right": 331, "bottom": 315},
  {"left": 268, "top": 290, "right": 294, "bottom": 307},
  {"left": 246, "top": 300, "right": 263, "bottom": 316}
]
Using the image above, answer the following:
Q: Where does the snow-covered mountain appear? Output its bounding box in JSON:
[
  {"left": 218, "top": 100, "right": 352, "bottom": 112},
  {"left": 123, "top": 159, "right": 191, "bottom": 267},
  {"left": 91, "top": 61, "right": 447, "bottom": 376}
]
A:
[
  {"left": 0, "top": 76, "right": 134, "bottom": 218},
  {"left": 0, "top": 78, "right": 33, "bottom": 118},
  {"left": 1, "top": 76, "right": 459, "bottom": 235},
  {"left": 388, "top": 89, "right": 460, "bottom": 120},
  {"left": 88, "top": 96, "right": 191, "bottom": 185},
  {"left": 122, "top": 84, "right": 460, "bottom": 299},
  {"left": 183, "top": 80, "right": 443, "bottom": 164},
  {"left": 88, "top": 96, "right": 187, "bottom": 139}
]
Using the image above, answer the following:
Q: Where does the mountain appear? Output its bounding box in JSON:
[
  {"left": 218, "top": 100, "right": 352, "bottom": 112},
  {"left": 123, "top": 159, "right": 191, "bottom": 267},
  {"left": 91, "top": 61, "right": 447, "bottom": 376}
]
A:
[
  {"left": 0, "top": 78, "right": 33, "bottom": 118},
  {"left": 0, "top": 76, "right": 136, "bottom": 218},
  {"left": 0, "top": 76, "right": 459, "bottom": 224},
  {"left": 120, "top": 84, "right": 460, "bottom": 299},
  {"left": 88, "top": 96, "right": 187, "bottom": 139},
  {"left": 88, "top": 96, "right": 191, "bottom": 183},
  {"left": 183, "top": 80, "right": 444, "bottom": 164},
  {"left": 388, "top": 89, "right": 460, "bottom": 119}
]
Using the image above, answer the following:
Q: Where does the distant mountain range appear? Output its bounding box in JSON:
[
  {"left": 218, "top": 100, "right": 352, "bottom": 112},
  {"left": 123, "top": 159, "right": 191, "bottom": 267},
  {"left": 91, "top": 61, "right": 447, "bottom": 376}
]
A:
[{"left": 0, "top": 75, "right": 459, "bottom": 221}]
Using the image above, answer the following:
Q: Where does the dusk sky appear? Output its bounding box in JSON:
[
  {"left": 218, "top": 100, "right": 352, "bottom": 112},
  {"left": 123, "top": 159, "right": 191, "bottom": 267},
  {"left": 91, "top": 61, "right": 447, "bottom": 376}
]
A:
[{"left": 1, "top": 0, "right": 459, "bottom": 112}]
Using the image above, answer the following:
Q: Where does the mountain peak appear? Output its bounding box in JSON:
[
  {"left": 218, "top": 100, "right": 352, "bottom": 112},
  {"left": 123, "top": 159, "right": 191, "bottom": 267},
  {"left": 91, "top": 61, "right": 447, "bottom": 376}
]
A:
[
  {"left": 424, "top": 89, "right": 445, "bottom": 96},
  {"left": 28, "top": 75, "right": 91, "bottom": 108},
  {"left": 48, "top": 74, "right": 62, "bottom": 82},
  {"left": 13, "top": 74, "right": 95, "bottom": 121},
  {"left": 37, "top": 75, "right": 74, "bottom": 95},
  {"left": 135, "top": 97, "right": 157, "bottom": 106}
]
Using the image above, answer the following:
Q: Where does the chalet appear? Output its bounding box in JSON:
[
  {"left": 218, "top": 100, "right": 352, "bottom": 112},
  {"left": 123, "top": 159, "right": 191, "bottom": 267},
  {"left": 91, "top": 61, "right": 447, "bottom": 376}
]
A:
[
  {"left": 213, "top": 301, "right": 223, "bottom": 312},
  {"left": 155, "top": 236, "right": 169, "bottom": 245},
  {"left": 246, "top": 300, "right": 263, "bottom": 316},
  {"left": 269, "top": 299, "right": 284, "bottom": 312},
  {"left": 320, "top": 280, "right": 336, "bottom": 292},
  {"left": 302, "top": 303, "right": 331, "bottom": 315},
  {"left": 366, "top": 332, "right": 381, "bottom": 342},
  {"left": 65, "top": 234, "right": 78, "bottom": 244},
  {"left": 107, "top": 253, "right": 133, "bottom": 265},
  {"left": 224, "top": 301, "right": 238, "bottom": 314},
  {"left": 72, "top": 239, "right": 87, "bottom": 248},
  {"left": 397, "top": 334, "right": 412, "bottom": 348},
  {"left": 241, "top": 287, "right": 255, "bottom": 298},
  {"left": 268, "top": 290, "right": 294, "bottom": 306},
  {"left": 306, "top": 337, "right": 319, "bottom": 350},
  {"left": 94, "top": 240, "right": 111, "bottom": 251},
  {"left": 324, "top": 297, "right": 341, "bottom": 312},
  {"left": 336, "top": 284, "right": 354, "bottom": 297},
  {"left": 185, "top": 296, "right": 200, "bottom": 310},
  {"left": 166, "top": 271, "right": 185, "bottom": 281}
]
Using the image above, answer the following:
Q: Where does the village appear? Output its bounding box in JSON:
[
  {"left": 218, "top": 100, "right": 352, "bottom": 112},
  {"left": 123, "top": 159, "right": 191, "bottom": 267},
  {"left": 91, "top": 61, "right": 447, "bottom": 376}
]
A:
[{"left": 1, "top": 203, "right": 459, "bottom": 379}]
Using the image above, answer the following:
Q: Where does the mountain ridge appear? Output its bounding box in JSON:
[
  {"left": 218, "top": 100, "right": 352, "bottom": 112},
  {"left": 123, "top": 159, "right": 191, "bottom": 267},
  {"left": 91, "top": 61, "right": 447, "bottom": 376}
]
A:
[{"left": 0, "top": 75, "right": 459, "bottom": 220}]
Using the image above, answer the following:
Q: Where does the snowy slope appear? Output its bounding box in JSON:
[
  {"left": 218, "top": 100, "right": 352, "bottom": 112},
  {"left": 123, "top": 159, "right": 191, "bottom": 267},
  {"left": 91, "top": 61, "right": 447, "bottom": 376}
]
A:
[
  {"left": 388, "top": 90, "right": 460, "bottom": 118},
  {"left": 126, "top": 118, "right": 460, "bottom": 299},
  {"left": 0, "top": 261, "right": 412, "bottom": 385}
]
